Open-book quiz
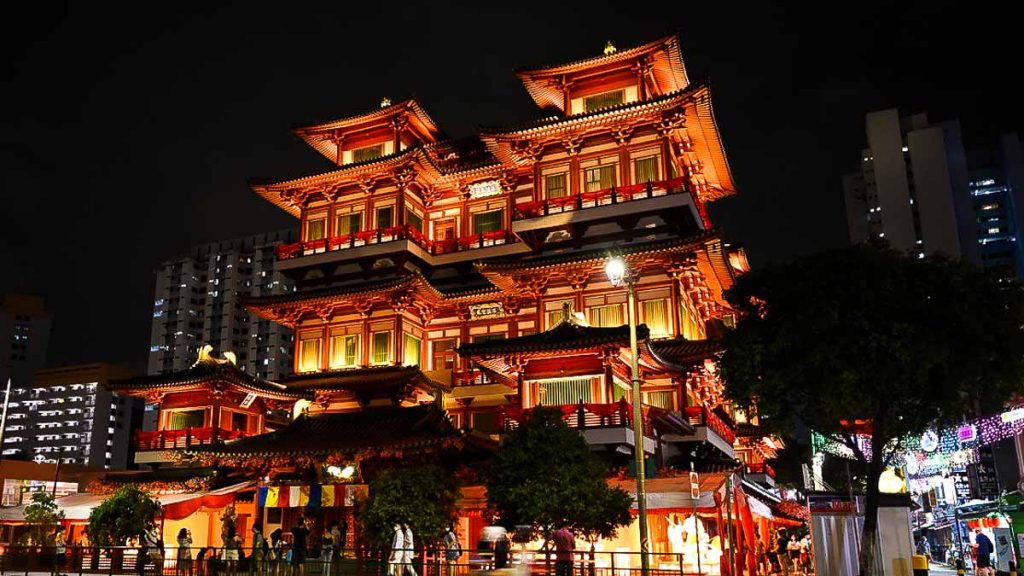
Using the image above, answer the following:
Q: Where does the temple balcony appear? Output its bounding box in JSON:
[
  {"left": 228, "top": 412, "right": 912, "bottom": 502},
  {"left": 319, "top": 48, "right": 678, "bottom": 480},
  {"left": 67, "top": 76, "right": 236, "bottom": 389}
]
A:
[
  {"left": 133, "top": 427, "right": 247, "bottom": 464},
  {"left": 500, "top": 401, "right": 658, "bottom": 456},
  {"left": 275, "top": 226, "right": 529, "bottom": 269},
  {"left": 743, "top": 462, "right": 776, "bottom": 488},
  {"left": 511, "top": 178, "right": 706, "bottom": 248},
  {"left": 662, "top": 405, "right": 736, "bottom": 459}
]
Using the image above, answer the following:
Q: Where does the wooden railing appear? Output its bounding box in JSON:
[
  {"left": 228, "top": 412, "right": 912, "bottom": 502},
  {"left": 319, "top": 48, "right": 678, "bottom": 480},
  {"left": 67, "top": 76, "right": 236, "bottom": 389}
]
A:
[
  {"left": 276, "top": 225, "right": 512, "bottom": 260},
  {"left": 500, "top": 399, "right": 653, "bottom": 435},
  {"left": 514, "top": 177, "right": 694, "bottom": 220},
  {"left": 134, "top": 427, "right": 246, "bottom": 451},
  {"left": 682, "top": 406, "right": 737, "bottom": 444}
]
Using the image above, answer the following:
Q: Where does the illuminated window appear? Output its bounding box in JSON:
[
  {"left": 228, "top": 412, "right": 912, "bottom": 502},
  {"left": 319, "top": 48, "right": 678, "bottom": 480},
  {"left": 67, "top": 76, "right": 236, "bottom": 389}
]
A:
[
  {"left": 545, "top": 173, "right": 568, "bottom": 199},
  {"left": 645, "top": 391, "right": 674, "bottom": 409},
  {"left": 473, "top": 333, "right": 506, "bottom": 343},
  {"left": 298, "top": 335, "right": 323, "bottom": 372},
  {"left": 588, "top": 304, "right": 623, "bottom": 327},
  {"left": 336, "top": 213, "right": 361, "bottom": 236},
  {"left": 583, "top": 165, "right": 616, "bottom": 192},
  {"left": 372, "top": 332, "right": 391, "bottom": 365},
  {"left": 433, "top": 339, "right": 457, "bottom": 370},
  {"left": 472, "top": 210, "right": 503, "bottom": 234},
  {"left": 329, "top": 335, "right": 359, "bottom": 369},
  {"left": 679, "top": 301, "right": 704, "bottom": 340},
  {"left": 988, "top": 227, "right": 1001, "bottom": 234},
  {"left": 352, "top": 143, "right": 384, "bottom": 163},
  {"left": 305, "top": 218, "right": 326, "bottom": 241},
  {"left": 470, "top": 411, "right": 501, "bottom": 434},
  {"left": 642, "top": 299, "right": 671, "bottom": 338},
  {"left": 583, "top": 90, "right": 624, "bottom": 112},
  {"left": 403, "top": 335, "right": 421, "bottom": 367},
  {"left": 537, "top": 377, "right": 593, "bottom": 405},
  {"left": 633, "top": 156, "right": 659, "bottom": 184},
  {"left": 168, "top": 409, "right": 204, "bottom": 430},
  {"left": 546, "top": 300, "right": 574, "bottom": 328},
  {"left": 434, "top": 219, "right": 456, "bottom": 241}
]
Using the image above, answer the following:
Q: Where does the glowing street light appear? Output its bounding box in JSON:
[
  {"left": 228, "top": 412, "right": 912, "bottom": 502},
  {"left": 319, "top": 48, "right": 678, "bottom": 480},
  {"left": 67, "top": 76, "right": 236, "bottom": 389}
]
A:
[{"left": 605, "top": 256, "right": 650, "bottom": 576}]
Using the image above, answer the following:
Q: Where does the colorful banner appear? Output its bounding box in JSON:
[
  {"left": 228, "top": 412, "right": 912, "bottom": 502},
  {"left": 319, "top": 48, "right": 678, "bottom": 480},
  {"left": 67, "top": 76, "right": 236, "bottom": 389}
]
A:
[{"left": 257, "top": 485, "right": 363, "bottom": 508}]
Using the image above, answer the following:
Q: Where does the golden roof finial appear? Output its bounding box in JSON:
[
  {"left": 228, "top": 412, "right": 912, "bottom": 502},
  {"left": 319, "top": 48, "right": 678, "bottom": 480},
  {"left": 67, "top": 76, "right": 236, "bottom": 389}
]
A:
[
  {"left": 604, "top": 41, "right": 617, "bottom": 55},
  {"left": 380, "top": 97, "right": 392, "bottom": 108}
]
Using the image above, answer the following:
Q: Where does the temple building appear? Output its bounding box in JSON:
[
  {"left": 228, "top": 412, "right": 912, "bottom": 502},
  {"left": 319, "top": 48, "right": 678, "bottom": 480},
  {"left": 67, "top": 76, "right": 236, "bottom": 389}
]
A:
[{"left": 29, "top": 36, "right": 789, "bottom": 570}]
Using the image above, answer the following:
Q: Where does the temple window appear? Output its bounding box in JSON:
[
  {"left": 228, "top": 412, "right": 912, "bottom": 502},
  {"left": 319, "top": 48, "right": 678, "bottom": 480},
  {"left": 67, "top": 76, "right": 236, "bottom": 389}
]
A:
[
  {"left": 537, "top": 377, "right": 594, "bottom": 405},
  {"left": 544, "top": 299, "right": 574, "bottom": 328},
  {"left": 471, "top": 411, "right": 501, "bottom": 435},
  {"left": 229, "top": 411, "right": 249, "bottom": 432},
  {"left": 432, "top": 339, "right": 457, "bottom": 370},
  {"left": 167, "top": 409, "right": 204, "bottom": 430},
  {"left": 433, "top": 218, "right": 456, "bottom": 241},
  {"left": 298, "top": 334, "right": 323, "bottom": 373},
  {"left": 641, "top": 298, "right": 671, "bottom": 339},
  {"left": 544, "top": 172, "right": 568, "bottom": 199},
  {"left": 583, "top": 89, "right": 625, "bottom": 113},
  {"left": 679, "top": 299, "right": 706, "bottom": 340},
  {"left": 372, "top": 331, "right": 392, "bottom": 365},
  {"left": 645, "top": 390, "right": 675, "bottom": 410},
  {"left": 329, "top": 334, "right": 360, "bottom": 369},
  {"left": 472, "top": 333, "right": 506, "bottom": 343},
  {"left": 472, "top": 210, "right": 503, "bottom": 234},
  {"left": 305, "top": 216, "right": 327, "bottom": 241},
  {"left": 588, "top": 303, "right": 624, "bottom": 327},
  {"left": 335, "top": 212, "right": 361, "bottom": 236},
  {"left": 352, "top": 143, "right": 384, "bottom": 163},
  {"left": 403, "top": 334, "right": 422, "bottom": 367},
  {"left": 407, "top": 209, "right": 423, "bottom": 232},
  {"left": 376, "top": 206, "right": 394, "bottom": 229},
  {"left": 633, "top": 155, "right": 660, "bottom": 184},
  {"left": 583, "top": 163, "right": 617, "bottom": 193}
]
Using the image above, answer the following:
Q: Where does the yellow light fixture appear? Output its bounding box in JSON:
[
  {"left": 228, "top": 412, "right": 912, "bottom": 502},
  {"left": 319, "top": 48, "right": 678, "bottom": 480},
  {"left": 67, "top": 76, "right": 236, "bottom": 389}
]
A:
[{"left": 878, "top": 468, "right": 905, "bottom": 493}]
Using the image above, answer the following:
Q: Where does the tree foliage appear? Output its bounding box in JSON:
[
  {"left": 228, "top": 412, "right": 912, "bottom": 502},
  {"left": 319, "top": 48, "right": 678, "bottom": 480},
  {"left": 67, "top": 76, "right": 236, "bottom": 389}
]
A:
[
  {"left": 486, "top": 406, "right": 632, "bottom": 541},
  {"left": 357, "top": 465, "right": 459, "bottom": 548},
  {"left": 86, "top": 485, "right": 162, "bottom": 546},
  {"left": 718, "top": 244, "right": 1024, "bottom": 575},
  {"left": 23, "top": 491, "right": 65, "bottom": 545}
]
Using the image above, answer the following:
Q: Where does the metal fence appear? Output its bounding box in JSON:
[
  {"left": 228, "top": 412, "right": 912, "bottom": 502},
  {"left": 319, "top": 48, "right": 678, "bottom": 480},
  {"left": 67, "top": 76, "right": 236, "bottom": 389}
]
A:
[{"left": 0, "top": 547, "right": 706, "bottom": 576}]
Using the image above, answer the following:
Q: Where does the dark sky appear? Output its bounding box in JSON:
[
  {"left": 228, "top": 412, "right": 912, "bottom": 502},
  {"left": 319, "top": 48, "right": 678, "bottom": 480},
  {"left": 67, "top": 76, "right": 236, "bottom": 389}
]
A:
[{"left": 2, "top": 1, "right": 1020, "bottom": 372}]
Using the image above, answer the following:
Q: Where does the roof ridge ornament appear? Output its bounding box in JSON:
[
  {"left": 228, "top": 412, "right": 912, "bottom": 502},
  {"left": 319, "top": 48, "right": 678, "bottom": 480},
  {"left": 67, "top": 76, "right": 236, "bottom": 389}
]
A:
[
  {"left": 194, "top": 344, "right": 237, "bottom": 367},
  {"left": 604, "top": 41, "right": 617, "bottom": 55},
  {"left": 380, "top": 97, "right": 392, "bottom": 108}
]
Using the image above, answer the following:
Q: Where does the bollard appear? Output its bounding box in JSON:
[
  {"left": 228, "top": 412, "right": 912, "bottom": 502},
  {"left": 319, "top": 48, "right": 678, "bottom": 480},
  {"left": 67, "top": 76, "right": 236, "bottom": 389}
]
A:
[
  {"left": 956, "top": 558, "right": 965, "bottom": 575},
  {"left": 1010, "top": 559, "right": 1018, "bottom": 576},
  {"left": 912, "top": 554, "right": 928, "bottom": 576}
]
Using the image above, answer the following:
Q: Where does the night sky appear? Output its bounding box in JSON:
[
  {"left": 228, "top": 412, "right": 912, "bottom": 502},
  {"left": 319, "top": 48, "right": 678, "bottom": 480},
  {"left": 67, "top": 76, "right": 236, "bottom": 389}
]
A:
[{"left": 2, "top": 1, "right": 1020, "bottom": 372}]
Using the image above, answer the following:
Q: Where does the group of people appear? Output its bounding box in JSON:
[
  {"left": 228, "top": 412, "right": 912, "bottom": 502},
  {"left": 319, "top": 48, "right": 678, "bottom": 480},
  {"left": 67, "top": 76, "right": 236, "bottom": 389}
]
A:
[{"left": 764, "top": 530, "right": 812, "bottom": 575}]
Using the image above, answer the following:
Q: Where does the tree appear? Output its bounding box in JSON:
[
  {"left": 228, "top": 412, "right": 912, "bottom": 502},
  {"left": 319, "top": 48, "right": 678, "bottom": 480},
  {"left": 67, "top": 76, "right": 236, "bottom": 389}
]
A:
[
  {"left": 718, "top": 244, "right": 1024, "bottom": 576},
  {"left": 357, "top": 465, "right": 459, "bottom": 548},
  {"left": 87, "top": 485, "right": 162, "bottom": 546},
  {"left": 23, "top": 491, "right": 65, "bottom": 545},
  {"left": 486, "top": 406, "right": 632, "bottom": 544}
]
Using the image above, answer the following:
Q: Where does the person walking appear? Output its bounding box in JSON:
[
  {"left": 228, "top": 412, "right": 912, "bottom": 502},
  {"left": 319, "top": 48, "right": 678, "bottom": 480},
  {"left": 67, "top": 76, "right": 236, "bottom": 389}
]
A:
[
  {"left": 973, "top": 528, "right": 994, "bottom": 576},
  {"left": 916, "top": 535, "right": 930, "bottom": 561},
  {"left": 330, "top": 521, "right": 342, "bottom": 565},
  {"left": 320, "top": 524, "right": 335, "bottom": 576},
  {"left": 252, "top": 525, "right": 267, "bottom": 576},
  {"left": 270, "top": 529, "right": 284, "bottom": 576},
  {"left": 773, "top": 529, "right": 789, "bottom": 575},
  {"left": 442, "top": 525, "right": 462, "bottom": 576},
  {"left": 388, "top": 524, "right": 405, "bottom": 576},
  {"left": 291, "top": 518, "right": 310, "bottom": 576},
  {"left": 552, "top": 524, "right": 575, "bottom": 576},
  {"left": 787, "top": 535, "right": 801, "bottom": 574},
  {"left": 52, "top": 529, "right": 67, "bottom": 576},
  {"left": 402, "top": 524, "right": 416, "bottom": 576}
]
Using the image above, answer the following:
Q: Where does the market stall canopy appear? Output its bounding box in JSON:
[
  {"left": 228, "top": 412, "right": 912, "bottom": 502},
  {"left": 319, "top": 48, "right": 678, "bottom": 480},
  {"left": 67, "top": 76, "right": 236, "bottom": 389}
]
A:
[
  {"left": 611, "top": 472, "right": 727, "bottom": 513},
  {"left": 0, "top": 481, "right": 254, "bottom": 523}
]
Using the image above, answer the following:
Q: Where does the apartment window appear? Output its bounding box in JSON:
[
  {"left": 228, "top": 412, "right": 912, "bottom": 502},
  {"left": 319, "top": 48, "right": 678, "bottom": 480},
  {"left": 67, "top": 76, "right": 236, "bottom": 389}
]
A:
[
  {"left": 298, "top": 335, "right": 323, "bottom": 372},
  {"left": 403, "top": 335, "right": 422, "bottom": 367},
  {"left": 472, "top": 210, "right": 503, "bottom": 234},
  {"left": 583, "top": 165, "right": 616, "bottom": 192},
  {"left": 352, "top": 143, "right": 384, "bottom": 163},
  {"left": 329, "top": 334, "right": 359, "bottom": 369},
  {"left": 537, "top": 377, "right": 593, "bottom": 405},
  {"left": 642, "top": 299, "right": 671, "bottom": 338},
  {"left": 583, "top": 90, "right": 624, "bottom": 112},
  {"left": 376, "top": 206, "right": 394, "bottom": 229},
  {"left": 407, "top": 210, "right": 423, "bottom": 232},
  {"left": 168, "top": 409, "right": 204, "bottom": 430},
  {"left": 372, "top": 332, "right": 391, "bottom": 365},
  {"left": 305, "top": 218, "right": 326, "bottom": 241},
  {"left": 588, "top": 304, "right": 624, "bottom": 327},
  {"left": 336, "top": 213, "right": 361, "bottom": 236},
  {"left": 633, "top": 156, "right": 659, "bottom": 184},
  {"left": 433, "top": 339, "right": 457, "bottom": 370},
  {"left": 545, "top": 173, "right": 568, "bottom": 199}
]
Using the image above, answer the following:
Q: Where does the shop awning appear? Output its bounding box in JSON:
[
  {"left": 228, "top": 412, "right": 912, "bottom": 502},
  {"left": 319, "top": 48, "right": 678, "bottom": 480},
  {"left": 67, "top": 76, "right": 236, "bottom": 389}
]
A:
[
  {"left": 0, "top": 481, "right": 254, "bottom": 523},
  {"left": 611, "top": 472, "right": 727, "bottom": 513}
]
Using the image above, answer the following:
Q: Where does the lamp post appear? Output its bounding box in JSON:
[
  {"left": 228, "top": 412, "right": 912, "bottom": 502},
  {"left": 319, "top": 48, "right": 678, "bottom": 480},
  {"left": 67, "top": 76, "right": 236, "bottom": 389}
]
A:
[{"left": 605, "top": 257, "right": 650, "bottom": 576}]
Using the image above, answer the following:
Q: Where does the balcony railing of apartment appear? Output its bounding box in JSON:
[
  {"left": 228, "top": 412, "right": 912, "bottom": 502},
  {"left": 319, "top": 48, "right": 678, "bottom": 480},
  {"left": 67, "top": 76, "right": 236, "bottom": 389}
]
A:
[
  {"left": 276, "top": 225, "right": 512, "bottom": 261},
  {"left": 513, "top": 177, "right": 695, "bottom": 220},
  {"left": 135, "top": 427, "right": 246, "bottom": 451},
  {"left": 744, "top": 462, "right": 776, "bottom": 478},
  {"left": 500, "top": 399, "right": 653, "bottom": 435},
  {"left": 682, "top": 406, "right": 737, "bottom": 445}
]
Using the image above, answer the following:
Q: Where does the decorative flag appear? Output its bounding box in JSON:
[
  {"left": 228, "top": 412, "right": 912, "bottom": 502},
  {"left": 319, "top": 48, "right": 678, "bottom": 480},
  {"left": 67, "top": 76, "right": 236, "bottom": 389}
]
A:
[
  {"left": 321, "top": 485, "right": 335, "bottom": 507},
  {"left": 258, "top": 487, "right": 268, "bottom": 507},
  {"left": 278, "top": 486, "right": 289, "bottom": 508},
  {"left": 308, "top": 485, "right": 322, "bottom": 508},
  {"left": 265, "top": 486, "right": 279, "bottom": 507},
  {"left": 299, "top": 486, "right": 310, "bottom": 507},
  {"left": 289, "top": 486, "right": 301, "bottom": 507}
]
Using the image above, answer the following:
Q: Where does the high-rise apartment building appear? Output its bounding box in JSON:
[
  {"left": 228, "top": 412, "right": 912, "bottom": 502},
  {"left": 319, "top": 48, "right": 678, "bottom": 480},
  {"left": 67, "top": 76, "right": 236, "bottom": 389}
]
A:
[
  {"left": 843, "top": 108, "right": 978, "bottom": 262},
  {"left": 1, "top": 363, "right": 141, "bottom": 468},
  {"left": 0, "top": 295, "right": 52, "bottom": 391},
  {"left": 148, "top": 231, "right": 297, "bottom": 379},
  {"left": 967, "top": 134, "right": 1024, "bottom": 280}
]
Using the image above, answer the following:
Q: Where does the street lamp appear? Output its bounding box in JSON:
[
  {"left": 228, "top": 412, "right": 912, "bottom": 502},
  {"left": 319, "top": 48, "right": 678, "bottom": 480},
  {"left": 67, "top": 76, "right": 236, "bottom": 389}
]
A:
[{"left": 605, "top": 256, "right": 650, "bottom": 576}]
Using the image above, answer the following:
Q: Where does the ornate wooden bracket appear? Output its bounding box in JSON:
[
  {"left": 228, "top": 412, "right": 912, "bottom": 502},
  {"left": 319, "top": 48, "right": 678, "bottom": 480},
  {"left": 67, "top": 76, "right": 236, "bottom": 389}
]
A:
[
  {"left": 513, "top": 274, "right": 549, "bottom": 299},
  {"left": 610, "top": 124, "right": 636, "bottom": 146},
  {"left": 391, "top": 165, "right": 416, "bottom": 191},
  {"left": 390, "top": 290, "right": 415, "bottom": 313},
  {"left": 353, "top": 299, "right": 375, "bottom": 319},
  {"left": 501, "top": 295, "right": 522, "bottom": 316},
  {"left": 560, "top": 135, "right": 584, "bottom": 156},
  {"left": 511, "top": 140, "right": 544, "bottom": 163},
  {"left": 566, "top": 268, "right": 591, "bottom": 292}
]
